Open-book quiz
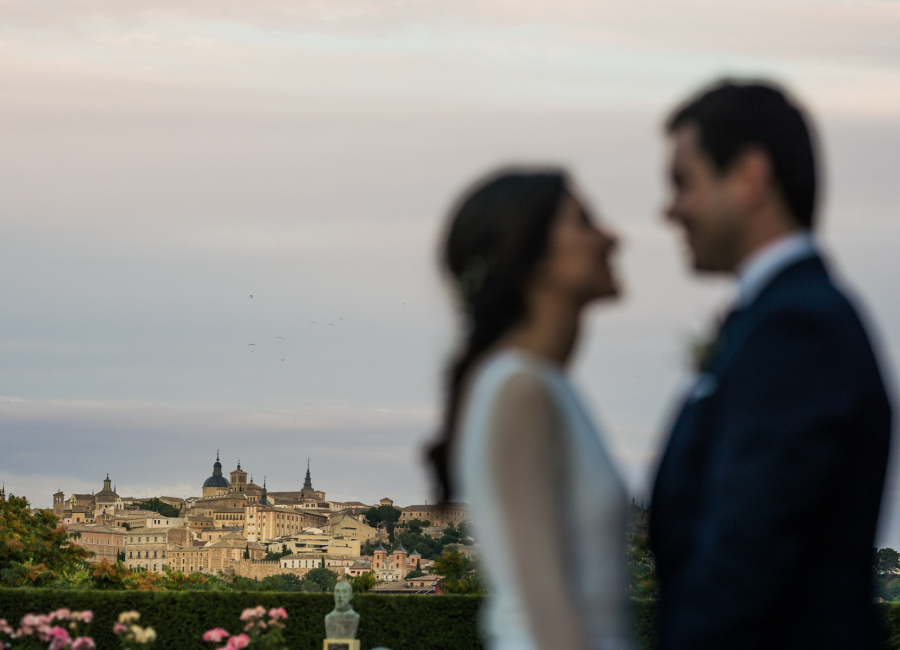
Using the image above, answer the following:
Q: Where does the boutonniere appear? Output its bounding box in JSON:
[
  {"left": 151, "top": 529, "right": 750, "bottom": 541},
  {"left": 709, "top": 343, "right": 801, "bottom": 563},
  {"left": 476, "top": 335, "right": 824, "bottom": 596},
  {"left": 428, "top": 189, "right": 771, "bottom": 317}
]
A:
[
  {"left": 689, "top": 329, "right": 721, "bottom": 373},
  {"left": 688, "top": 306, "right": 739, "bottom": 372}
]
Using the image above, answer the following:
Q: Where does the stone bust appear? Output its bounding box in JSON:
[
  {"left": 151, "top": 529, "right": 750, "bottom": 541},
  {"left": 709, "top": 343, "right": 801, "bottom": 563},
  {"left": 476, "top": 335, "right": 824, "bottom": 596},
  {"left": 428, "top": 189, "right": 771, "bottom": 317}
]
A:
[{"left": 325, "top": 582, "right": 360, "bottom": 639}]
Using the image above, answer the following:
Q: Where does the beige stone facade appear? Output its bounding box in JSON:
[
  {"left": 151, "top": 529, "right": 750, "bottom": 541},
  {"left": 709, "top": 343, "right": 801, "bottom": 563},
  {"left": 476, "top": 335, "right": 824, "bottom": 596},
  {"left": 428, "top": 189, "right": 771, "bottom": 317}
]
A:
[
  {"left": 398, "top": 503, "right": 470, "bottom": 528},
  {"left": 167, "top": 546, "right": 210, "bottom": 574},
  {"left": 168, "top": 531, "right": 265, "bottom": 575},
  {"left": 372, "top": 544, "right": 420, "bottom": 582},
  {"left": 279, "top": 554, "right": 356, "bottom": 571},
  {"left": 245, "top": 504, "right": 324, "bottom": 542},
  {"left": 326, "top": 513, "right": 376, "bottom": 542},
  {"left": 124, "top": 526, "right": 191, "bottom": 572},
  {"left": 65, "top": 524, "right": 125, "bottom": 564},
  {"left": 263, "top": 531, "right": 363, "bottom": 557}
]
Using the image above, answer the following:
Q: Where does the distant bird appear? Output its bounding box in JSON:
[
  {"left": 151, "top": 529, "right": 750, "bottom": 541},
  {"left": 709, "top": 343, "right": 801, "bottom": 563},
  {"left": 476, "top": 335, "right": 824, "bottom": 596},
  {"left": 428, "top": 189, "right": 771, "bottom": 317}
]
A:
[
  {"left": 329, "top": 323, "right": 334, "bottom": 326},
  {"left": 279, "top": 358, "right": 286, "bottom": 362},
  {"left": 311, "top": 322, "right": 316, "bottom": 324},
  {"left": 276, "top": 336, "right": 285, "bottom": 340},
  {"left": 249, "top": 295, "right": 253, "bottom": 299},
  {"left": 248, "top": 343, "right": 255, "bottom": 346}
]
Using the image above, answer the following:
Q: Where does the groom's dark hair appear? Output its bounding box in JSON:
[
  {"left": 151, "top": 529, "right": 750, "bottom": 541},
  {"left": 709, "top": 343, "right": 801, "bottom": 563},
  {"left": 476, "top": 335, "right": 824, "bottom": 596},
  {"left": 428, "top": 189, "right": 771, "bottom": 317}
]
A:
[{"left": 667, "top": 79, "right": 819, "bottom": 230}]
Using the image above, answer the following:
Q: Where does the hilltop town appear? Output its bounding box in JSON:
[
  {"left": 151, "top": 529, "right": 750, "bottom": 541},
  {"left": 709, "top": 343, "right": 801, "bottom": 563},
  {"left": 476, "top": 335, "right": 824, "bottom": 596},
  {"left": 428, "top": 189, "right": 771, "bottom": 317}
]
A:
[{"left": 46, "top": 452, "right": 473, "bottom": 594}]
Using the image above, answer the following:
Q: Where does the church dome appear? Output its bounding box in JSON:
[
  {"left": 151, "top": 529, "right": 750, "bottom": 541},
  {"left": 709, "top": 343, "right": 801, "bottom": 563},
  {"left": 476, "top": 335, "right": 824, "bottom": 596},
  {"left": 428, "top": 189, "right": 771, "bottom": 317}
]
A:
[
  {"left": 203, "top": 452, "right": 231, "bottom": 489},
  {"left": 203, "top": 475, "right": 230, "bottom": 488}
]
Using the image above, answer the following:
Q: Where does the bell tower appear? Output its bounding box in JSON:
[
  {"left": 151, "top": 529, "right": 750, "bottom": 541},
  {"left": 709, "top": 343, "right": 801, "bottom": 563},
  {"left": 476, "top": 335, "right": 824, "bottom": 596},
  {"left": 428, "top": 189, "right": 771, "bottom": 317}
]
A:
[{"left": 230, "top": 460, "right": 248, "bottom": 493}]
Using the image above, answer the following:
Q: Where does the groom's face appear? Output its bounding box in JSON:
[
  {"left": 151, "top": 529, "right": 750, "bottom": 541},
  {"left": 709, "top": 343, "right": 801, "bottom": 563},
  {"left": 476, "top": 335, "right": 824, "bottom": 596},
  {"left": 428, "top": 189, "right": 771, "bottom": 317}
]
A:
[{"left": 665, "top": 123, "right": 746, "bottom": 273}]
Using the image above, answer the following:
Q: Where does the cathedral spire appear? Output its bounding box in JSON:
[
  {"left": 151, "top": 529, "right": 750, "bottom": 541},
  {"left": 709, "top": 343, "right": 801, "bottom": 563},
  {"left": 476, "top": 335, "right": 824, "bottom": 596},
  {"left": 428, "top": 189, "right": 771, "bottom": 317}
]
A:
[
  {"left": 303, "top": 459, "right": 313, "bottom": 490},
  {"left": 300, "top": 458, "right": 315, "bottom": 499},
  {"left": 259, "top": 476, "right": 270, "bottom": 505}
]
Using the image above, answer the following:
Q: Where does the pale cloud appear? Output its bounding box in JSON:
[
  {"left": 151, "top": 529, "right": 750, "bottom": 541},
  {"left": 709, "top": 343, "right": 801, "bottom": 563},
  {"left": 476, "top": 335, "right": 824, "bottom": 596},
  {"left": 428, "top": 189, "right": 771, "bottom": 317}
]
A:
[{"left": 2, "top": 1, "right": 899, "bottom": 114}]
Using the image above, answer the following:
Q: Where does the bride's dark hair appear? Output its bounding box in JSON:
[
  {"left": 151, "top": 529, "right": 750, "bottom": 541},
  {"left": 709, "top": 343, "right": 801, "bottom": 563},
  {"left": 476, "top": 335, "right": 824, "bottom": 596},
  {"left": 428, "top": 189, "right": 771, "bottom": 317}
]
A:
[{"left": 428, "top": 169, "right": 569, "bottom": 503}]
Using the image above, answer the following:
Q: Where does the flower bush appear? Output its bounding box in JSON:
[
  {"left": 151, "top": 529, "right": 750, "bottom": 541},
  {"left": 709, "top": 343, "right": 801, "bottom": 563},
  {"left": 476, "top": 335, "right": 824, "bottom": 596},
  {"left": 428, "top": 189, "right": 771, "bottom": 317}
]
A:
[
  {"left": 112, "top": 611, "right": 156, "bottom": 648},
  {"left": 203, "top": 606, "right": 288, "bottom": 650},
  {"left": 0, "top": 609, "right": 94, "bottom": 650}
]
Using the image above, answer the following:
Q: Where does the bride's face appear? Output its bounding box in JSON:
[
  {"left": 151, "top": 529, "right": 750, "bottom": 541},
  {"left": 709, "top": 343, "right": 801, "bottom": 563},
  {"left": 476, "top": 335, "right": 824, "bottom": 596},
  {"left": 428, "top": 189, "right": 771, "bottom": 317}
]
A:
[{"left": 533, "top": 191, "right": 620, "bottom": 305}]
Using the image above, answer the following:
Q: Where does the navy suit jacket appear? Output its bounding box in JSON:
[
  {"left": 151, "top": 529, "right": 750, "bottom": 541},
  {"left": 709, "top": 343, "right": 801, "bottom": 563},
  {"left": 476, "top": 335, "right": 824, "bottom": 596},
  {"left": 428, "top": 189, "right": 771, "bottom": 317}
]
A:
[{"left": 650, "top": 254, "right": 892, "bottom": 649}]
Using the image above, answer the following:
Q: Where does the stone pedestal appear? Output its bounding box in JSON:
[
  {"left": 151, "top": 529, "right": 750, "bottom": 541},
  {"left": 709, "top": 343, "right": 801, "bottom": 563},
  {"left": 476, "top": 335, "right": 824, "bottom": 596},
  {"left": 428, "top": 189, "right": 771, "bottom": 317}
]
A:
[{"left": 323, "top": 640, "right": 360, "bottom": 650}]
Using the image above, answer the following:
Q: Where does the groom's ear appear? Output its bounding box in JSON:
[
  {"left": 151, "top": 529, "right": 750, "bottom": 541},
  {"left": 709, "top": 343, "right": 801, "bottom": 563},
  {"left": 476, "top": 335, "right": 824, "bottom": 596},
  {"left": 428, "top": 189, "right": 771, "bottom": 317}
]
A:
[{"left": 726, "top": 146, "right": 775, "bottom": 214}]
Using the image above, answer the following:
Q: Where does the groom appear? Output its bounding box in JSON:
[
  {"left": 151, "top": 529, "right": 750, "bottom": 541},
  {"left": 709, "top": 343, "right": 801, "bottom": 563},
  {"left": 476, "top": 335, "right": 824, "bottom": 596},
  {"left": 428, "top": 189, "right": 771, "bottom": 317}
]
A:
[{"left": 650, "top": 80, "right": 892, "bottom": 649}]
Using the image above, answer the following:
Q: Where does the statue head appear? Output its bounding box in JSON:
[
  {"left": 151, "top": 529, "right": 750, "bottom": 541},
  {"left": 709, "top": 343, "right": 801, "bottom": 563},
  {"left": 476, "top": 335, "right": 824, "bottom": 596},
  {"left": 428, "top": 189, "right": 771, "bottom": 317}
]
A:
[{"left": 334, "top": 581, "right": 353, "bottom": 611}]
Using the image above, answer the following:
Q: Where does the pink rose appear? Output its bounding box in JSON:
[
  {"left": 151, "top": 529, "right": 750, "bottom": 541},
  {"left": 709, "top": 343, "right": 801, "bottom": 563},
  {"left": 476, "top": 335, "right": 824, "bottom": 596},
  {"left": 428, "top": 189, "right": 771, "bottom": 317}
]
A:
[
  {"left": 78, "top": 611, "right": 94, "bottom": 624},
  {"left": 51, "top": 609, "right": 72, "bottom": 622},
  {"left": 113, "top": 623, "right": 128, "bottom": 635},
  {"left": 71, "top": 636, "right": 97, "bottom": 650},
  {"left": 47, "top": 626, "right": 72, "bottom": 650},
  {"left": 268, "top": 607, "right": 288, "bottom": 621},
  {"left": 226, "top": 633, "right": 251, "bottom": 649},
  {"left": 239, "top": 606, "right": 265, "bottom": 622},
  {"left": 0, "top": 618, "right": 13, "bottom": 635},
  {"left": 202, "top": 628, "right": 231, "bottom": 643},
  {"left": 20, "top": 613, "right": 42, "bottom": 629}
]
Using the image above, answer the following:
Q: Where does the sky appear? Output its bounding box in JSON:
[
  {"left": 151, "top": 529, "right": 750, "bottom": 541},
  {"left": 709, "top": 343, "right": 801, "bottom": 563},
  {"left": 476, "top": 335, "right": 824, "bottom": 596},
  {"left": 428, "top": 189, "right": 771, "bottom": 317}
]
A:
[{"left": 2, "top": 0, "right": 900, "bottom": 546}]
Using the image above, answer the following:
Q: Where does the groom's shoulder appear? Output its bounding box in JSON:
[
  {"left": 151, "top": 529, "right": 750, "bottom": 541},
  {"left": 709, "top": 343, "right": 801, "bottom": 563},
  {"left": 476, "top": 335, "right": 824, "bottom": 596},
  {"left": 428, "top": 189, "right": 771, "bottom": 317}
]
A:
[
  {"left": 749, "top": 254, "right": 882, "bottom": 365},
  {"left": 757, "top": 254, "right": 864, "bottom": 328}
]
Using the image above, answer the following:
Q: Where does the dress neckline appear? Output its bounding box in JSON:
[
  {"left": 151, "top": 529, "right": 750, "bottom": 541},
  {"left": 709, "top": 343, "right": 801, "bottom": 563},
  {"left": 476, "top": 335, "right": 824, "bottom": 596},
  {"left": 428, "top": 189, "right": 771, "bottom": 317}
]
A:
[{"left": 487, "top": 346, "right": 565, "bottom": 377}]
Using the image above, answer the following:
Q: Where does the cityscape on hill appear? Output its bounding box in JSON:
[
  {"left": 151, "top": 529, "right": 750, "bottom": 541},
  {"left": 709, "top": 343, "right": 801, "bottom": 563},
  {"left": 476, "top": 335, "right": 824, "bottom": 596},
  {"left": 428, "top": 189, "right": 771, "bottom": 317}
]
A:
[{"left": 23, "top": 451, "right": 474, "bottom": 594}]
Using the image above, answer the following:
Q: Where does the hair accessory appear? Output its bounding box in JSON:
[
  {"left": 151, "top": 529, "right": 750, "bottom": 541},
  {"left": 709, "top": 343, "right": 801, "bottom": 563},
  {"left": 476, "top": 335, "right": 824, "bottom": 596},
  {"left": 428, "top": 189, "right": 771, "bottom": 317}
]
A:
[{"left": 457, "top": 257, "right": 489, "bottom": 305}]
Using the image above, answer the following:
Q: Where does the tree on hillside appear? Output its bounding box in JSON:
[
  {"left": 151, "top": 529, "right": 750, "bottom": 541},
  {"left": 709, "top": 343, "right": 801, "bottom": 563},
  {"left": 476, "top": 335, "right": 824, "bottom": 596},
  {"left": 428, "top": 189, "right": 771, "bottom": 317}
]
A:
[
  {"left": 141, "top": 497, "right": 181, "bottom": 518},
  {"left": 302, "top": 567, "right": 340, "bottom": 592},
  {"left": 440, "top": 523, "right": 460, "bottom": 544},
  {"left": 430, "top": 549, "right": 482, "bottom": 594},
  {"left": 875, "top": 548, "right": 900, "bottom": 575},
  {"left": 363, "top": 504, "right": 401, "bottom": 528},
  {"left": 402, "top": 519, "right": 427, "bottom": 534},
  {"left": 350, "top": 572, "right": 380, "bottom": 593},
  {"left": 0, "top": 493, "right": 90, "bottom": 587},
  {"left": 261, "top": 573, "right": 305, "bottom": 592}
]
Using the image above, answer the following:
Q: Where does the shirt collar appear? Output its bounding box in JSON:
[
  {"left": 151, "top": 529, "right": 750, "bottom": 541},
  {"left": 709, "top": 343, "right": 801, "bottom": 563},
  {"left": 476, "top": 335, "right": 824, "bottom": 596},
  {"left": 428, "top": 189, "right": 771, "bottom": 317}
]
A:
[{"left": 735, "top": 232, "right": 816, "bottom": 309}]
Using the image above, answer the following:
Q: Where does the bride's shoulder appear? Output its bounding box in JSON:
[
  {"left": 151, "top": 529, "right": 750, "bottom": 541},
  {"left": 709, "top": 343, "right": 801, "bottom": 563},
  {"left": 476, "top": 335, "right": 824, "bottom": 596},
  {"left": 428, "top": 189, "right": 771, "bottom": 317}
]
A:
[{"left": 467, "top": 349, "right": 557, "bottom": 404}]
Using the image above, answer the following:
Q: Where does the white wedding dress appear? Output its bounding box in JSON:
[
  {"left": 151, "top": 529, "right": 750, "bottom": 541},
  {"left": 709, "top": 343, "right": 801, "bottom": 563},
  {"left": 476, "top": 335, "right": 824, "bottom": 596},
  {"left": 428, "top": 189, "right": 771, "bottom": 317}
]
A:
[{"left": 453, "top": 349, "right": 633, "bottom": 650}]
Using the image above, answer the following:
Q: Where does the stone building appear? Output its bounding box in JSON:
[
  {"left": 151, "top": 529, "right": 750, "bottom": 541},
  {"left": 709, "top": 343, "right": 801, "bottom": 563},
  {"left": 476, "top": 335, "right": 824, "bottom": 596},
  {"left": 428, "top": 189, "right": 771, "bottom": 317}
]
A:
[
  {"left": 93, "top": 474, "right": 120, "bottom": 515},
  {"left": 168, "top": 530, "right": 265, "bottom": 575},
  {"left": 230, "top": 462, "right": 248, "bottom": 493},
  {"left": 167, "top": 546, "right": 209, "bottom": 574},
  {"left": 65, "top": 524, "right": 125, "bottom": 564},
  {"left": 345, "top": 559, "right": 373, "bottom": 578},
  {"left": 211, "top": 508, "right": 246, "bottom": 531},
  {"left": 266, "top": 461, "right": 329, "bottom": 511},
  {"left": 279, "top": 553, "right": 356, "bottom": 572},
  {"left": 372, "top": 543, "right": 418, "bottom": 582},
  {"left": 245, "top": 503, "right": 317, "bottom": 543},
  {"left": 53, "top": 475, "right": 123, "bottom": 521},
  {"left": 124, "top": 526, "right": 191, "bottom": 572},
  {"left": 207, "top": 530, "right": 265, "bottom": 573},
  {"left": 326, "top": 512, "right": 375, "bottom": 539},
  {"left": 398, "top": 503, "right": 471, "bottom": 528},
  {"left": 263, "top": 530, "right": 363, "bottom": 557}
]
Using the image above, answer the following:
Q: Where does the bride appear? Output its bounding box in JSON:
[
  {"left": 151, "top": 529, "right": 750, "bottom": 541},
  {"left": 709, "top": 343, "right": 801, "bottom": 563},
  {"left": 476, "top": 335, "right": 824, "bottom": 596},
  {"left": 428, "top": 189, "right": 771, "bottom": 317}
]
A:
[{"left": 428, "top": 169, "right": 634, "bottom": 650}]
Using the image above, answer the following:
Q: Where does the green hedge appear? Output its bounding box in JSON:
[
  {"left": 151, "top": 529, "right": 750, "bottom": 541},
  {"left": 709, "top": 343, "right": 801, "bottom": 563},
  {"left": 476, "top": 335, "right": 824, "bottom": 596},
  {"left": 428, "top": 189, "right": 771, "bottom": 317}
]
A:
[
  {"left": 0, "top": 590, "right": 898, "bottom": 649},
  {"left": 0, "top": 590, "right": 480, "bottom": 650}
]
